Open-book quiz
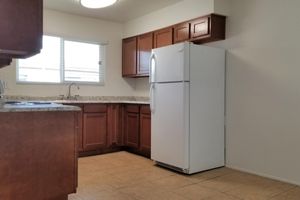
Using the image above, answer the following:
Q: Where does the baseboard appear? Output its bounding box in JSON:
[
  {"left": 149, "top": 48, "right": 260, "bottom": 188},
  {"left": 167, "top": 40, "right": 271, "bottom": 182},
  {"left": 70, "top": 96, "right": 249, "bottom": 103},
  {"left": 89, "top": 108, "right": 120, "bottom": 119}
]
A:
[{"left": 226, "top": 165, "right": 300, "bottom": 187}]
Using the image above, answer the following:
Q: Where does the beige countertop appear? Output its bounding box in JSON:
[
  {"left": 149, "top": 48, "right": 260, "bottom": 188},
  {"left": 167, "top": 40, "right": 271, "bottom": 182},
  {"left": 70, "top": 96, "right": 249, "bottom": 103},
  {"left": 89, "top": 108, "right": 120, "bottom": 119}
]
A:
[
  {"left": 0, "top": 102, "right": 81, "bottom": 113},
  {"left": 53, "top": 100, "right": 149, "bottom": 104},
  {"left": 4, "top": 95, "right": 150, "bottom": 104},
  {"left": 0, "top": 96, "right": 150, "bottom": 112}
]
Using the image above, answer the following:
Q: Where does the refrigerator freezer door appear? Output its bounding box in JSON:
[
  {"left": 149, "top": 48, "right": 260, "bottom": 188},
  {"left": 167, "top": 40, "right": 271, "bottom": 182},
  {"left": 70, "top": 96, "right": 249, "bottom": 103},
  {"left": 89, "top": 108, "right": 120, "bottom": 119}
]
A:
[
  {"left": 151, "top": 82, "right": 189, "bottom": 170},
  {"left": 152, "top": 42, "right": 189, "bottom": 83}
]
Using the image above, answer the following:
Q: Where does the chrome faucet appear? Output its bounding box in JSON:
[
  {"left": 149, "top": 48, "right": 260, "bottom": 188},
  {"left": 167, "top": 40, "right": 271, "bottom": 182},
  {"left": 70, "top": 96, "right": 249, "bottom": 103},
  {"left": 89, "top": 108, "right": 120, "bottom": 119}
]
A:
[{"left": 67, "top": 82, "right": 80, "bottom": 100}]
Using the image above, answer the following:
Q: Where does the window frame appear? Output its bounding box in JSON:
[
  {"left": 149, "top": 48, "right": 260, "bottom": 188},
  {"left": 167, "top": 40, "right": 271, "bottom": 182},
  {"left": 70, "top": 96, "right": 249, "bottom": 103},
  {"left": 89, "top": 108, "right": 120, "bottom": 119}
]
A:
[{"left": 16, "top": 34, "right": 106, "bottom": 86}]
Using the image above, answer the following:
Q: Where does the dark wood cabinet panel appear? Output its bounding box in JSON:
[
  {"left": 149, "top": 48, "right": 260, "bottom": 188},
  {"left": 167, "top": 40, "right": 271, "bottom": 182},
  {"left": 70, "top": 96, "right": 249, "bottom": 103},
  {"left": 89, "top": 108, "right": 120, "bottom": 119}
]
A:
[
  {"left": 107, "top": 104, "right": 124, "bottom": 147},
  {"left": 74, "top": 105, "right": 83, "bottom": 152},
  {"left": 190, "top": 14, "right": 226, "bottom": 44},
  {"left": 140, "top": 105, "right": 151, "bottom": 156},
  {"left": 84, "top": 104, "right": 107, "bottom": 113},
  {"left": 63, "top": 103, "right": 151, "bottom": 158},
  {"left": 0, "top": 58, "right": 12, "bottom": 68},
  {"left": 83, "top": 112, "right": 107, "bottom": 151},
  {"left": 122, "top": 33, "right": 153, "bottom": 77},
  {"left": 77, "top": 109, "right": 84, "bottom": 152},
  {"left": 122, "top": 14, "right": 225, "bottom": 76},
  {"left": 126, "top": 104, "right": 140, "bottom": 113},
  {"left": 124, "top": 105, "right": 140, "bottom": 148},
  {"left": 174, "top": 22, "right": 191, "bottom": 43},
  {"left": 190, "top": 17, "right": 210, "bottom": 39},
  {"left": 122, "top": 37, "right": 137, "bottom": 77},
  {"left": 0, "top": 112, "right": 77, "bottom": 200},
  {"left": 154, "top": 27, "right": 173, "bottom": 48},
  {"left": 137, "top": 32, "right": 153, "bottom": 75},
  {"left": 0, "top": 0, "right": 43, "bottom": 60},
  {"left": 63, "top": 104, "right": 83, "bottom": 152},
  {"left": 124, "top": 104, "right": 151, "bottom": 157}
]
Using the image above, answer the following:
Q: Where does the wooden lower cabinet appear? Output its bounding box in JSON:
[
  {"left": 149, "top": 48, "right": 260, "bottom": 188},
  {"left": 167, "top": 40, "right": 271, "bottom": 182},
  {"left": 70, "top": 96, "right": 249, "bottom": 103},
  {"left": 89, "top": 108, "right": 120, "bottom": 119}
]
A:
[
  {"left": 124, "top": 104, "right": 151, "bottom": 157},
  {"left": 139, "top": 105, "right": 151, "bottom": 156},
  {"left": 83, "top": 104, "right": 107, "bottom": 151},
  {"left": 107, "top": 104, "right": 124, "bottom": 147},
  {"left": 0, "top": 111, "right": 78, "bottom": 200},
  {"left": 66, "top": 103, "right": 151, "bottom": 157},
  {"left": 124, "top": 106, "right": 140, "bottom": 148}
]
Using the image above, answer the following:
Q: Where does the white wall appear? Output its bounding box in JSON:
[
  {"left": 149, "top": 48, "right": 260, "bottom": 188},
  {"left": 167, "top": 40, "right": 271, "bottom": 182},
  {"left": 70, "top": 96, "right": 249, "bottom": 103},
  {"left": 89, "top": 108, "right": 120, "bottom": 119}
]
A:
[
  {"left": 0, "top": 9, "right": 140, "bottom": 97},
  {"left": 123, "top": 0, "right": 214, "bottom": 38},
  {"left": 124, "top": 0, "right": 300, "bottom": 185},
  {"left": 219, "top": 0, "right": 300, "bottom": 185}
]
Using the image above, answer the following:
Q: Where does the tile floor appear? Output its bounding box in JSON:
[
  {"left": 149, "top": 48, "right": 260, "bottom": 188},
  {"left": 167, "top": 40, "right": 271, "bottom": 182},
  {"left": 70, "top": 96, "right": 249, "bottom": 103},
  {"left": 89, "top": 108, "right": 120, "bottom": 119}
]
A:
[{"left": 69, "top": 151, "right": 299, "bottom": 200}]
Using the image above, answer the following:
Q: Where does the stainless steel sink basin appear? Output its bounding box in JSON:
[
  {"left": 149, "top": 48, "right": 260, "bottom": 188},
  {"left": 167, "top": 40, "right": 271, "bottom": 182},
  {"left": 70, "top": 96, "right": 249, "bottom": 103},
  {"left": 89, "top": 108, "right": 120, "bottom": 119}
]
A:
[
  {"left": 5, "top": 101, "right": 54, "bottom": 106},
  {"left": 27, "top": 101, "right": 52, "bottom": 105}
]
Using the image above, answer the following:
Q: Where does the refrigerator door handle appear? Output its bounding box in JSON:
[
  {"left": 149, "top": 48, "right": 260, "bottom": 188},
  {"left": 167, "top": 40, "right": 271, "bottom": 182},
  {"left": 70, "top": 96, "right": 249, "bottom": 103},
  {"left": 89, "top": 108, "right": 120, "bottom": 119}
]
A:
[
  {"left": 150, "top": 84, "right": 155, "bottom": 113},
  {"left": 149, "top": 53, "right": 156, "bottom": 83}
]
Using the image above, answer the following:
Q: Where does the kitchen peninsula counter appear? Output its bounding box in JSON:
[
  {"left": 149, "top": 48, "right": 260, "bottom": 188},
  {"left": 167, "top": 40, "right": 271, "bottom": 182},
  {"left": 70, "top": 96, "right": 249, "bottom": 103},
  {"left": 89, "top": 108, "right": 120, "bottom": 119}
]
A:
[
  {"left": 0, "top": 102, "right": 81, "bottom": 112},
  {"left": 0, "top": 104, "right": 79, "bottom": 200}
]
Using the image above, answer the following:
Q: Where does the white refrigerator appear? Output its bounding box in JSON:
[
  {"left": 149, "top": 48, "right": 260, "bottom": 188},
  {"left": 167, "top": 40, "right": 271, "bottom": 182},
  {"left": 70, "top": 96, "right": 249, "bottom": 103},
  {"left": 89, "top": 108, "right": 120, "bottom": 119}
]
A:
[{"left": 150, "top": 42, "right": 225, "bottom": 174}]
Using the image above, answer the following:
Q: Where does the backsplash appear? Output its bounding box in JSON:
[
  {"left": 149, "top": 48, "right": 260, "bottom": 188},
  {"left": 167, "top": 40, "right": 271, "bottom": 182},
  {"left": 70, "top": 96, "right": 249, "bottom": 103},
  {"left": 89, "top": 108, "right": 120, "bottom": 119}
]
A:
[{"left": 3, "top": 95, "right": 149, "bottom": 102}]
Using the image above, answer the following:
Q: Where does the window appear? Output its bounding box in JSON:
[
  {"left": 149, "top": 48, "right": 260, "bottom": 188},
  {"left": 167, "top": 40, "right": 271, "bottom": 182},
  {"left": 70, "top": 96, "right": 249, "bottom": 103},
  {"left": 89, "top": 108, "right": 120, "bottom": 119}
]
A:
[{"left": 17, "top": 35, "right": 105, "bottom": 84}]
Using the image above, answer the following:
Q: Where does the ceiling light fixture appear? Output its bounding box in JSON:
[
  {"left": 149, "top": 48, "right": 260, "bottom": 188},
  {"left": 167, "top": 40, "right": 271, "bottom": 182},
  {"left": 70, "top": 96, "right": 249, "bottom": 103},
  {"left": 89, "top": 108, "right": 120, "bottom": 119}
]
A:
[{"left": 80, "top": 0, "right": 117, "bottom": 9}]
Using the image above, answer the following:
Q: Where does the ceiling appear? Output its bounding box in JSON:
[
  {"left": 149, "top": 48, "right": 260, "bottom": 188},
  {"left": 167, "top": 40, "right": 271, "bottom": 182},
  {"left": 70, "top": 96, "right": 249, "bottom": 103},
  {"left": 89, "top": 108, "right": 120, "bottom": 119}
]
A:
[{"left": 44, "top": 0, "right": 183, "bottom": 23}]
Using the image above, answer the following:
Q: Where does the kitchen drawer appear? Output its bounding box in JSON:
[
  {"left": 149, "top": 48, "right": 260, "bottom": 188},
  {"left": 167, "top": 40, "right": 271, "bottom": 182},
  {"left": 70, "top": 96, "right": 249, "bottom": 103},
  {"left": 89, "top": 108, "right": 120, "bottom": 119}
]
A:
[
  {"left": 140, "top": 105, "right": 150, "bottom": 114},
  {"left": 126, "top": 105, "right": 139, "bottom": 113},
  {"left": 84, "top": 104, "right": 107, "bottom": 113}
]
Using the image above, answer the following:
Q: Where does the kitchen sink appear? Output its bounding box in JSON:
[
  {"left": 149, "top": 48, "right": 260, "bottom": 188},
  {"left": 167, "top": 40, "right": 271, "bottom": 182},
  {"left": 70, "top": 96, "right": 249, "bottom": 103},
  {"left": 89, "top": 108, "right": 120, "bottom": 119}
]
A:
[{"left": 5, "top": 101, "right": 54, "bottom": 106}]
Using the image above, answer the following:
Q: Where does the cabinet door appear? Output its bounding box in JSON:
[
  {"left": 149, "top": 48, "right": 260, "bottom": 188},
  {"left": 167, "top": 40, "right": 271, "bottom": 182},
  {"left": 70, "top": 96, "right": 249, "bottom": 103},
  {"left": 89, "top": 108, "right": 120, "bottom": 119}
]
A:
[
  {"left": 137, "top": 32, "right": 153, "bottom": 76},
  {"left": 190, "top": 14, "right": 226, "bottom": 44},
  {"left": 153, "top": 27, "right": 173, "bottom": 48},
  {"left": 174, "top": 22, "right": 190, "bottom": 43},
  {"left": 124, "top": 109, "right": 139, "bottom": 148},
  {"left": 190, "top": 16, "right": 210, "bottom": 40},
  {"left": 0, "top": 0, "right": 43, "bottom": 58},
  {"left": 107, "top": 104, "right": 123, "bottom": 147},
  {"left": 140, "top": 106, "right": 151, "bottom": 156},
  {"left": 122, "top": 37, "right": 137, "bottom": 77},
  {"left": 83, "top": 113, "right": 107, "bottom": 151}
]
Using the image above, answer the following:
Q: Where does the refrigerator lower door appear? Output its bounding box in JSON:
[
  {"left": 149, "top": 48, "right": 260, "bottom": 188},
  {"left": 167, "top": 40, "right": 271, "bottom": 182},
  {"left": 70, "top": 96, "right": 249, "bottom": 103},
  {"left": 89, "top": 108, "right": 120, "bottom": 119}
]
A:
[{"left": 151, "top": 82, "right": 189, "bottom": 170}]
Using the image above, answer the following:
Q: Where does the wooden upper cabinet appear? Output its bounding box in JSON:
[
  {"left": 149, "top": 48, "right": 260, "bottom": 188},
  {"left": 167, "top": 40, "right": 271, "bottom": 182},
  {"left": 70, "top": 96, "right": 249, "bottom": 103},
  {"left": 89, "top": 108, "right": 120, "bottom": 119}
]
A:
[
  {"left": 122, "top": 37, "right": 137, "bottom": 77},
  {"left": 190, "top": 16, "right": 210, "bottom": 39},
  {"left": 0, "top": 58, "right": 12, "bottom": 68},
  {"left": 190, "top": 14, "right": 226, "bottom": 44},
  {"left": 137, "top": 32, "right": 153, "bottom": 75},
  {"left": 174, "top": 22, "right": 191, "bottom": 44},
  {"left": 0, "top": 0, "right": 43, "bottom": 60},
  {"left": 122, "top": 14, "right": 226, "bottom": 78},
  {"left": 154, "top": 27, "right": 173, "bottom": 48}
]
